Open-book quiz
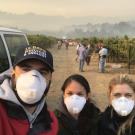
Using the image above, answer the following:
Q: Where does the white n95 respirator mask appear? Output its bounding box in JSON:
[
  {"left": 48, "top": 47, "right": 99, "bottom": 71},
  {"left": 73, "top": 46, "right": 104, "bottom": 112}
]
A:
[
  {"left": 112, "top": 96, "right": 134, "bottom": 116},
  {"left": 16, "top": 70, "right": 47, "bottom": 105},
  {"left": 64, "top": 94, "right": 86, "bottom": 114}
]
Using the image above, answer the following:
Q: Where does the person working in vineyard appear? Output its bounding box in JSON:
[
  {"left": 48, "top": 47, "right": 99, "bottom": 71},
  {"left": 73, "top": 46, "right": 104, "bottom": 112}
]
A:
[
  {"left": 85, "top": 44, "right": 93, "bottom": 66},
  {"left": 77, "top": 43, "right": 87, "bottom": 72},
  {"left": 98, "top": 45, "right": 108, "bottom": 73}
]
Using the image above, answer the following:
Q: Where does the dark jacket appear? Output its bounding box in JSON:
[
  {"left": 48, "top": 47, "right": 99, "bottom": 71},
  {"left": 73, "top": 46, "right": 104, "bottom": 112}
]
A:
[
  {"left": 98, "top": 106, "right": 135, "bottom": 135},
  {"left": 55, "top": 100, "right": 100, "bottom": 135}
]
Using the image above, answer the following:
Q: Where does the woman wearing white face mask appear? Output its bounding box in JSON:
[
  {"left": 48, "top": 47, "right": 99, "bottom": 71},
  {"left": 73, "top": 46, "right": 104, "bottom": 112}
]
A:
[
  {"left": 98, "top": 74, "right": 135, "bottom": 135},
  {"left": 54, "top": 74, "right": 100, "bottom": 135}
]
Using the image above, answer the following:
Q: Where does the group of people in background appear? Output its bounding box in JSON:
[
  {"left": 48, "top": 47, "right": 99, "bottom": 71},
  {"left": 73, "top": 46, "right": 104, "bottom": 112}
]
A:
[
  {"left": 76, "top": 42, "right": 108, "bottom": 73},
  {"left": 57, "top": 39, "right": 108, "bottom": 73},
  {"left": 0, "top": 45, "right": 135, "bottom": 135},
  {"left": 57, "top": 39, "right": 69, "bottom": 50}
]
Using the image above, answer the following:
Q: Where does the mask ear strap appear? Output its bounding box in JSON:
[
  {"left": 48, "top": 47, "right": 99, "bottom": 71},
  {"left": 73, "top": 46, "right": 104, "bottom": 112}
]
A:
[
  {"left": 44, "top": 80, "right": 51, "bottom": 96},
  {"left": 111, "top": 107, "right": 114, "bottom": 118}
]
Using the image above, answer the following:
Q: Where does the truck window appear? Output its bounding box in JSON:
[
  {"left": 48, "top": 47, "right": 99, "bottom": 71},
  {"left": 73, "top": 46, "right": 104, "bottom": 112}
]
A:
[
  {"left": 4, "top": 34, "right": 28, "bottom": 64},
  {"left": 0, "top": 37, "right": 9, "bottom": 73}
]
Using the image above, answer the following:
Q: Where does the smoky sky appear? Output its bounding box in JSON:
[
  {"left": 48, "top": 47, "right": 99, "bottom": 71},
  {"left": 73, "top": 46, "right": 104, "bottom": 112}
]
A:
[{"left": 0, "top": 0, "right": 134, "bottom": 17}]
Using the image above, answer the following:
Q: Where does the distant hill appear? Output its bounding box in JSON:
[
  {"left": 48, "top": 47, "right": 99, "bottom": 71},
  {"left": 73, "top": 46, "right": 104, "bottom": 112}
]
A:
[
  {"left": 0, "top": 11, "right": 135, "bottom": 38},
  {"left": 27, "top": 21, "right": 135, "bottom": 38},
  {"left": 0, "top": 11, "right": 67, "bottom": 31},
  {"left": 62, "top": 21, "right": 135, "bottom": 38}
]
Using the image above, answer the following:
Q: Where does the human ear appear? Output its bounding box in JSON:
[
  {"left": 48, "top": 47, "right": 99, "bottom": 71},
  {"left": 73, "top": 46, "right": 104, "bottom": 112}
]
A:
[
  {"left": 87, "top": 93, "right": 90, "bottom": 100},
  {"left": 11, "top": 69, "right": 15, "bottom": 77},
  {"left": 11, "top": 70, "right": 16, "bottom": 90}
]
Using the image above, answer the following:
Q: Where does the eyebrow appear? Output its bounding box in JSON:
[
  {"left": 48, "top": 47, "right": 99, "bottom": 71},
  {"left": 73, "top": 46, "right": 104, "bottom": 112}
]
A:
[
  {"left": 112, "top": 92, "right": 134, "bottom": 95},
  {"left": 19, "top": 63, "right": 50, "bottom": 71},
  {"left": 66, "top": 90, "right": 84, "bottom": 94},
  {"left": 19, "top": 63, "right": 31, "bottom": 68}
]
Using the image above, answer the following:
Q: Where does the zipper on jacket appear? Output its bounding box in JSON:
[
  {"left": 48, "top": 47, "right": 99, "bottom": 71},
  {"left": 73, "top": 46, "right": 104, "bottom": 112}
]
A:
[{"left": 30, "top": 123, "right": 33, "bottom": 128}]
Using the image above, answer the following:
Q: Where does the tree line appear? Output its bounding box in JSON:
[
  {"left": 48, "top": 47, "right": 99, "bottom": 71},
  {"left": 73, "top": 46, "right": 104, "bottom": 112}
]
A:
[{"left": 27, "top": 34, "right": 57, "bottom": 49}]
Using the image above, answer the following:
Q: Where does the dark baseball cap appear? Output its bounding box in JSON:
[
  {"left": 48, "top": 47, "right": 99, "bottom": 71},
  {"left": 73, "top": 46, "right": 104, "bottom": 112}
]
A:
[{"left": 13, "top": 45, "right": 54, "bottom": 72}]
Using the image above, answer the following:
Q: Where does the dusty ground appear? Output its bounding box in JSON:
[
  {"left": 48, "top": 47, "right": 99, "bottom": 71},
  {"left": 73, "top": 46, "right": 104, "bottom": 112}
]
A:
[{"left": 46, "top": 45, "right": 135, "bottom": 111}]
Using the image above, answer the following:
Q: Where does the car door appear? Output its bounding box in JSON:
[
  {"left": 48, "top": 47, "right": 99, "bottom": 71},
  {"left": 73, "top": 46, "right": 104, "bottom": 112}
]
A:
[
  {"left": 0, "top": 36, "right": 10, "bottom": 79},
  {"left": 4, "top": 34, "right": 29, "bottom": 65}
]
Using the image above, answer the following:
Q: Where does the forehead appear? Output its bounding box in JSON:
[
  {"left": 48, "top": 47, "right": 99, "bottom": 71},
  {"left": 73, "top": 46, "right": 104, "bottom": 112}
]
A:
[
  {"left": 111, "top": 84, "right": 134, "bottom": 94},
  {"left": 65, "top": 80, "right": 86, "bottom": 93},
  {"left": 17, "top": 59, "right": 49, "bottom": 70}
]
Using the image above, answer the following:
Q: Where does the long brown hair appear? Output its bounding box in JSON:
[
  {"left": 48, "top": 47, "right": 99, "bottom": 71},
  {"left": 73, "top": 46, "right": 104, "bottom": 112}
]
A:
[{"left": 108, "top": 74, "right": 135, "bottom": 135}]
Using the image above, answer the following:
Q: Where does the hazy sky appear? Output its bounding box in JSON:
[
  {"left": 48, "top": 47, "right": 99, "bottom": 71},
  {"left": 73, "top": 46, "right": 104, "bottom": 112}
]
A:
[{"left": 0, "top": 0, "right": 134, "bottom": 17}]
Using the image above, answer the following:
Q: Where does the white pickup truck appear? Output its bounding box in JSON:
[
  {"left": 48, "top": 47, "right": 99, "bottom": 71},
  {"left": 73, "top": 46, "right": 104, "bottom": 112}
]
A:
[{"left": 0, "top": 27, "right": 29, "bottom": 78}]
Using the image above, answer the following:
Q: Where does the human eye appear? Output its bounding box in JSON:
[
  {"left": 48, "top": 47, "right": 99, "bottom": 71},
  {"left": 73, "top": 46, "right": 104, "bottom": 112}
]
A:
[
  {"left": 66, "top": 92, "right": 73, "bottom": 96},
  {"left": 21, "top": 66, "right": 31, "bottom": 72},
  {"left": 77, "top": 92, "right": 84, "bottom": 96},
  {"left": 39, "top": 70, "right": 48, "bottom": 76},
  {"left": 125, "top": 93, "right": 133, "bottom": 98},
  {"left": 19, "top": 63, "right": 32, "bottom": 72},
  {"left": 112, "top": 93, "right": 121, "bottom": 98}
]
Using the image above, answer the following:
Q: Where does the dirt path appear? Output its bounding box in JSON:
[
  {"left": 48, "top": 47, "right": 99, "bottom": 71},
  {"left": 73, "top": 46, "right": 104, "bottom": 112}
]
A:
[{"left": 47, "top": 45, "right": 134, "bottom": 111}]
